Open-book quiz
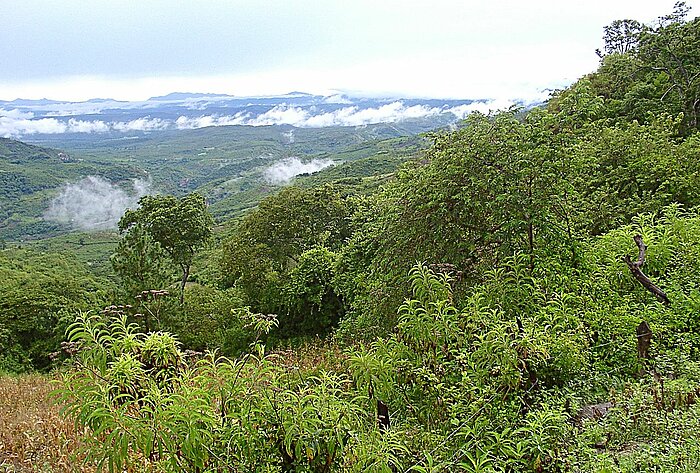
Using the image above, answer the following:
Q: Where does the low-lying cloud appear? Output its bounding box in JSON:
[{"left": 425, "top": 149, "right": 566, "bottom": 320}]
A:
[
  {"left": 247, "top": 101, "right": 445, "bottom": 127},
  {"left": 264, "top": 157, "right": 334, "bottom": 184},
  {"left": 282, "top": 130, "right": 295, "bottom": 143},
  {"left": 112, "top": 117, "right": 169, "bottom": 132},
  {"left": 44, "top": 176, "right": 151, "bottom": 231},
  {"left": 0, "top": 114, "right": 109, "bottom": 136},
  {"left": 447, "top": 99, "right": 517, "bottom": 119},
  {"left": 0, "top": 100, "right": 515, "bottom": 138},
  {"left": 0, "top": 113, "right": 166, "bottom": 137},
  {"left": 174, "top": 113, "right": 248, "bottom": 129}
]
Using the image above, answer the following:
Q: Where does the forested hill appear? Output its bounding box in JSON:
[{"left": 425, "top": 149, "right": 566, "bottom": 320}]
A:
[
  {"left": 0, "top": 138, "right": 143, "bottom": 240},
  {"left": 552, "top": 2, "right": 700, "bottom": 135},
  {"left": 1, "top": 124, "right": 430, "bottom": 241},
  {"left": 0, "top": 137, "right": 61, "bottom": 160},
  {"left": 5, "top": 3, "right": 700, "bottom": 472}
]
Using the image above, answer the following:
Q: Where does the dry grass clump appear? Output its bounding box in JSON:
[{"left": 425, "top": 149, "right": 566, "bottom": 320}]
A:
[
  {"left": 0, "top": 373, "right": 94, "bottom": 473},
  {"left": 271, "top": 339, "right": 348, "bottom": 374}
]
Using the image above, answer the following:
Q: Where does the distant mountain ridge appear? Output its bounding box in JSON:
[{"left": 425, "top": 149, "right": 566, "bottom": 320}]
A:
[
  {"left": 147, "top": 92, "right": 234, "bottom": 101},
  {"left": 0, "top": 91, "right": 530, "bottom": 140}
]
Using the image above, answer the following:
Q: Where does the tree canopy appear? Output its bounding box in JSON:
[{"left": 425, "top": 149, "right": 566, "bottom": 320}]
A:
[{"left": 118, "top": 192, "right": 213, "bottom": 302}]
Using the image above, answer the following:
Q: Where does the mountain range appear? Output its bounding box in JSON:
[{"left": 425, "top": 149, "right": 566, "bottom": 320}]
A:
[{"left": 0, "top": 92, "right": 529, "bottom": 141}]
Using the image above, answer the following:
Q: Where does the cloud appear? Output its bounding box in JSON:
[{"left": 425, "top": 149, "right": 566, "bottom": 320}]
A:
[
  {"left": 0, "top": 109, "right": 110, "bottom": 137},
  {"left": 323, "top": 94, "right": 353, "bottom": 104},
  {"left": 174, "top": 113, "right": 249, "bottom": 129},
  {"left": 0, "top": 115, "right": 67, "bottom": 137},
  {"left": 44, "top": 176, "right": 151, "bottom": 231},
  {"left": 246, "top": 101, "right": 446, "bottom": 127},
  {"left": 66, "top": 118, "right": 110, "bottom": 133},
  {"left": 0, "top": 108, "right": 35, "bottom": 119},
  {"left": 310, "top": 102, "right": 442, "bottom": 127},
  {"left": 248, "top": 106, "right": 311, "bottom": 126},
  {"left": 0, "top": 99, "right": 519, "bottom": 138},
  {"left": 446, "top": 99, "right": 518, "bottom": 119},
  {"left": 41, "top": 101, "right": 121, "bottom": 116},
  {"left": 282, "top": 130, "right": 295, "bottom": 143},
  {"left": 263, "top": 157, "right": 334, "bottom": 184},
  {"left": 112, "top": 117, "right": 169, "bottom": 132}
]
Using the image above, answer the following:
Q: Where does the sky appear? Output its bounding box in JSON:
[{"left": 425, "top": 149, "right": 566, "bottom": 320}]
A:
[{"left": 1, "top": 0, "right": 698, "bottom": 102}]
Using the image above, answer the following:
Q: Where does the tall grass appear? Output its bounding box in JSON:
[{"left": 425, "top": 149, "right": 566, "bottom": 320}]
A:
[{"left": 0, "top": 373, "right": 93, "bottom": 473}]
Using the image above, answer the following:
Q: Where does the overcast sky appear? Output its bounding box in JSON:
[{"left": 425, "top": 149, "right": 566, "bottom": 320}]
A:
[{"left": 1, "top": 0, "right": 697, "bottom": 101}]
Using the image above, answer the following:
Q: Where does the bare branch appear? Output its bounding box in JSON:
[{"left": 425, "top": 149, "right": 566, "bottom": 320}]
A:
[{"left": 622, "top": 234, "right": 670, "bottom": 306}]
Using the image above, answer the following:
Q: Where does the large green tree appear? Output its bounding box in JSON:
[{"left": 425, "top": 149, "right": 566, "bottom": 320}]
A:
[
  {"left": 111, "top": 223, "right": 173, "bottom": 297},
  {"left": 337, "top": 111, "right": 572, "bottom": 334},
  {"left": 638, "top": 10, "right": 700, "bottom": 130},
  {"left": 220, "top": 185, "right": 350, "bottom": 334},
  {"left": 572, "top": 2, "right": 700, "bottom": 133},
  {"left": 119, "top": 193, "right": 214, "bottom": 303}
]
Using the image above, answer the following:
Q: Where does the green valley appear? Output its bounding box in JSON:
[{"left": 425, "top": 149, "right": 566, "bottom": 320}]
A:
[{"left": 4, "top": 3, "right": 700, "bottom": 472}]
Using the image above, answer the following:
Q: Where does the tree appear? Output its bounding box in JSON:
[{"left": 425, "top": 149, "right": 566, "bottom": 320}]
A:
[
  {"left": 638, "top": 13, "right": 700, "bottom": 130},
  {"left": 220, "top": 185, "right": 350, "bottom": 316},
  {"left": 282, "top": 247, "right": 344, "bottom": 336},
  {"left": 110, "top": 223, "right": 172, "bottom": 297},
  {"left": 562, "top": 115, "right": 700, "bottom": 236},
  {"left": 119, "top": 193, "right": 213, "bottom": 303},
  {"left": 596, "top": 19, "right": 643, "bottom": 57},
  {"left": 336, "top": 111, "right": 575, "bottom": 336},
  {"left": 586, "top": 3, "right": 700, "bottom": 132},
  {"left": 0, "top": 248, "right": 110, "bottom": 371}
]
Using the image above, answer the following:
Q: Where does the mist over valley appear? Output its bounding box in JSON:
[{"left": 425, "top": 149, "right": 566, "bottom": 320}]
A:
[{"left": 0, "top": 92, "right": 522, "bottom": 140}]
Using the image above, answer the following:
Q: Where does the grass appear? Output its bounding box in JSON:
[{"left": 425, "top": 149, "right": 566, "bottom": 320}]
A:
[
  {"left": 0, "top": 373, "right": 93, "bottom": 473},
  {"left": 0, "top": 342, "right": 343, "bottom": 473},
  {"left": 22, "top": 231, "right": 120, "bottom": 280}
]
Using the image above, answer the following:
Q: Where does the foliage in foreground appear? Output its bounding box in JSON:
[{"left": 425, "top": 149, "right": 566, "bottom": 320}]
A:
[
  {"left": 56, "top": 310, "right": 394, "bottom": 472},
  {"left": 56, "top": 207, "right": 700, "bottom": 472}
]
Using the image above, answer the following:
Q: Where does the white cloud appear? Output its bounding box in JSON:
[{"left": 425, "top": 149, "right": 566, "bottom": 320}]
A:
[
  {"left": 283, "top": 130, "right": 295, "bottom": 143},
  {"left": 67, "top": 118, "right": 110, "bottom": 133},
  {"left": 112, "top": 117, "right": 169, "bottom": 132},
  {"left": 446, "top": 99, "right": 519, "bottom": 119},
  {"left": 0, "top": 99, "right": 520, "bottom": 138},
  {"left": 245, "top": 101, "right": 446, "bottom": 128},
  {"left": 182, "top": 96, "right": 235, "bottom": 110},
  {"left": 0, "top": 112, "right": 151, "bottom": 137},
  {"left": 324, "top": 94, "right": 353, "bottom": 104},
  {"left": 0, "top": 115, "right": 67, "bottom": 137},
  {"left": 264, "top": 157, "right": 334, "bottom": 184},
  {"left": 45, "top": 102, "right": 118, "bottom": 116},
  {"left": 175, "top": 113, "right": 249, "bottom": 129},
  {"left": 308, "top": 102, "right": 442, "bottom": 127},
  {"left": 44, "top": 176, "right": 151, "bottom": 231},
  {"left": 248, "top": 105, "right": 311, "bottom": 126},
  {"left": 0, "top": 108, "right": 34, "bottom": 119}
]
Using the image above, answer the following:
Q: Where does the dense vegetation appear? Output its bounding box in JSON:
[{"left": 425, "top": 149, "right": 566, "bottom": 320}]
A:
[
  {"left": 0, "top": 124, "right": 427, "bottom": 241},
  {"left": 3, "top": 4, "right": 700, "bottom": 472},
  {"left": 0, "top": 138, "right": 142, "bottom": 240}
]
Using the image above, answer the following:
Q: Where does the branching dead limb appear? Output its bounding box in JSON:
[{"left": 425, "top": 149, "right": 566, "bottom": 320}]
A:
[{"left": 622, "top": 234, "right": 670, "bottom": 306}]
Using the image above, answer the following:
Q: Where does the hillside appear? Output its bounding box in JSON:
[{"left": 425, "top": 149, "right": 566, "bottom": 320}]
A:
[
  {"left": 0, "top": 138, "right": 142, "bottom": 240},
  {"left": 1, "top": 123, "right": 430, "bottom": 241},
  {"left": 4, "top": 4, "right": 700, "bottom": 473}
]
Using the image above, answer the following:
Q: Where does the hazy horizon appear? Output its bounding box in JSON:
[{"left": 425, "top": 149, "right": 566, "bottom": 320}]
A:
[{"left": 2, "top": 0, "right": 695, "bottom": 102}]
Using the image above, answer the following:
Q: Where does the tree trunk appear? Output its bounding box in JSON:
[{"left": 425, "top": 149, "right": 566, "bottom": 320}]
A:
[
  {"left": 377, "top": 400, "right": 390, "bottom": 431},
  {"left": 636, "top": 320, "right": 653, "bottom": 376},
  {"left": 179, "top": 264, "right": 189, "bottom": 304}
]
